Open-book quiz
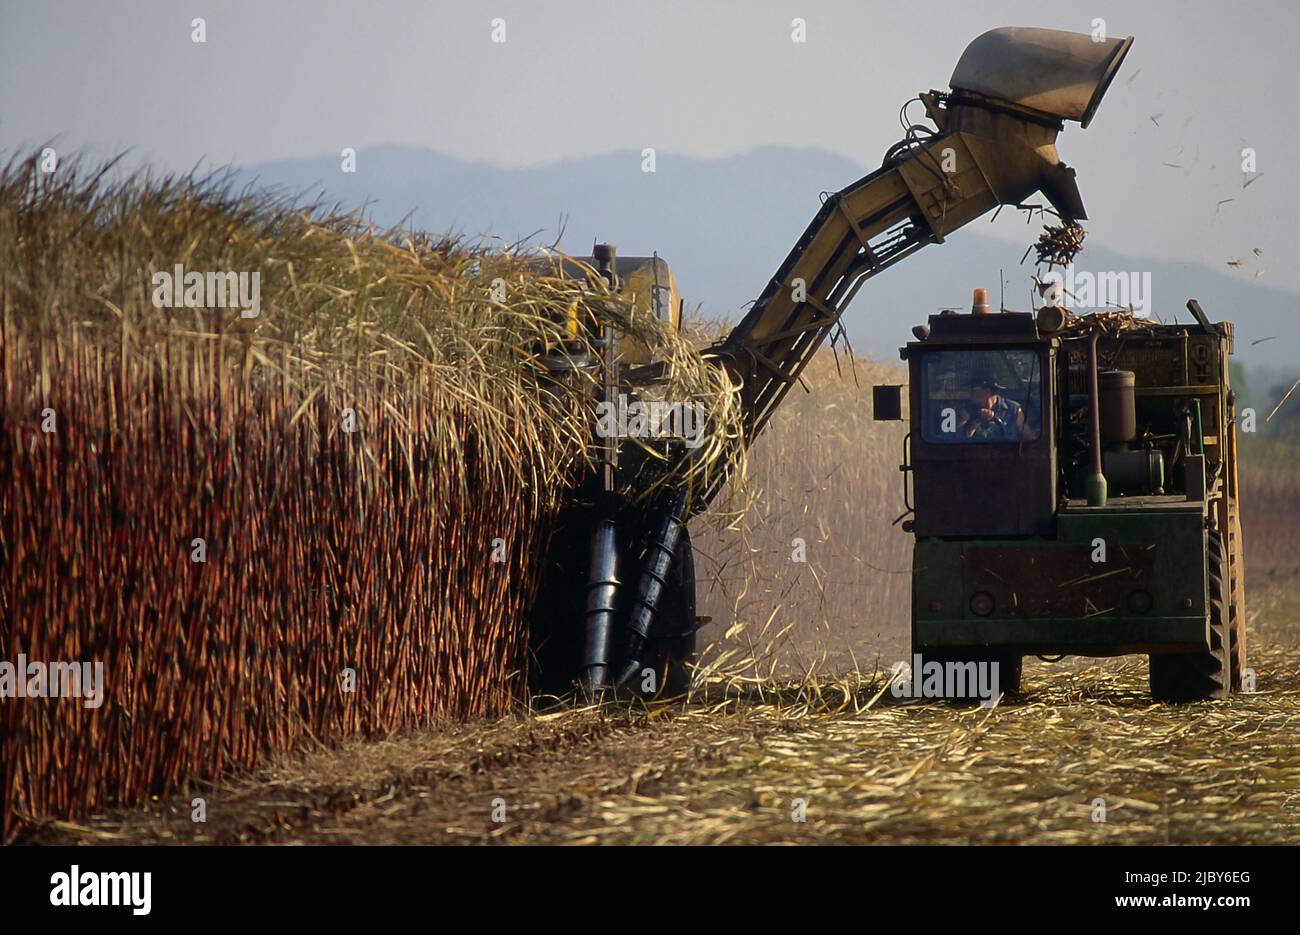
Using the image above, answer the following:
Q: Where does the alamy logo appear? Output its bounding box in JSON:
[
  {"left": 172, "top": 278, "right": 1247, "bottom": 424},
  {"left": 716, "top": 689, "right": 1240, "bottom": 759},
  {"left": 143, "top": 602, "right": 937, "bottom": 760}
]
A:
[
  {"left": 595, "top": 393, "right": 706, "bottom": 449},
  {"left": 0, "top": 654, "right": 104, "bottom": 708},
  {"left": 890, "top": 654, "right": 1002, "bottom": 708},
  {"left": 50, "top": 865, "right": 151, "bottom": 915},
  {"left": 1038, "top": 264, "right": 1152, "bottom": 318},
  {"left": 151, "top": 263, "right": 261, "bottom": 318}
]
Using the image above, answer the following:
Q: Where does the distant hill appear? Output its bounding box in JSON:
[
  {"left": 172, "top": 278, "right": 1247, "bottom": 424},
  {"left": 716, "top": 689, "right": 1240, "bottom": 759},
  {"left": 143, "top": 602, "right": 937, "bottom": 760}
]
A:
[{"left": 234, "top": 144, "right": 1300, "bottom": 370}]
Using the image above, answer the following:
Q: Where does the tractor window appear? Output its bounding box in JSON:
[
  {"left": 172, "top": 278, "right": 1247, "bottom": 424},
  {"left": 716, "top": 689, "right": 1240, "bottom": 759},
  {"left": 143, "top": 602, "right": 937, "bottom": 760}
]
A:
[{"left": 920, "top": 349, "right": 1041, "bottom": 444}]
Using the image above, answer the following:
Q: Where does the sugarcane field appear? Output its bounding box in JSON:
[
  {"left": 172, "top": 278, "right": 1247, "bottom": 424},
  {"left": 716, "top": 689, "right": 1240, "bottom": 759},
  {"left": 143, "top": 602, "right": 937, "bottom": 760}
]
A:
[{"left": 1, "top": 0, "right": 1297, "bottom": 918}]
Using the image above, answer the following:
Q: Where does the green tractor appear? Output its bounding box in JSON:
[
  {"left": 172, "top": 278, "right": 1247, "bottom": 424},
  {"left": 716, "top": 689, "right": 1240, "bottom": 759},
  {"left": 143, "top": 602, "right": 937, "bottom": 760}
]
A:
[{"left": 875, "top": 298, "right": 1247, "bottom": 702}]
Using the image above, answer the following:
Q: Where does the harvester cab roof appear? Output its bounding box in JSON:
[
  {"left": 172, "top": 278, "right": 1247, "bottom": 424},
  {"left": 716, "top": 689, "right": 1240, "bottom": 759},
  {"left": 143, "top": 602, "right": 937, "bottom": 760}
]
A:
[{"left": 530, "top": 251, "right": 683, "bottom": 370}]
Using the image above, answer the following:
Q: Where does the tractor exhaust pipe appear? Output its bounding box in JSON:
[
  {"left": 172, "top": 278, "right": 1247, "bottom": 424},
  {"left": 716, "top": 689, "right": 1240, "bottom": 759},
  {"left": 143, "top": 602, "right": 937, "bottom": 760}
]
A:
[{"left": 1086, "top": 327, "right": 1108, "bottom": 507}]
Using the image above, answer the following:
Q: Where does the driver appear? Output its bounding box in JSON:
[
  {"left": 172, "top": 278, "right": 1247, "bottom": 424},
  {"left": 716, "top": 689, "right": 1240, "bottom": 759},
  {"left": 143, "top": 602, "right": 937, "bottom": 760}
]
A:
[{"left": 957, "top": 372, "right": 1029, "bottom": 441}]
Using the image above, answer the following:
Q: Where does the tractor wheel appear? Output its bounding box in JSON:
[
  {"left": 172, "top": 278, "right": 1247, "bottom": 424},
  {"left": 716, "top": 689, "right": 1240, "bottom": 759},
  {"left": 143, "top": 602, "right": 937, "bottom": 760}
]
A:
[
  {"left": 1228, "top": 499, "right": 1248, "bottom": 691},
  {"left": 1149, "top": 529, "right": 1231, "bottom": 702},
  {"left": 995, "top": 654, "right": 1023, "bottom": 697},
  {"left": 630, "top": 527, "right": 699, "bottom": 700},
  {"left": 919, "top": 651, "right": 1021, "bottom": 702},
  {"left": 526, "top": 506, "right": 592, "bottom": 702}
]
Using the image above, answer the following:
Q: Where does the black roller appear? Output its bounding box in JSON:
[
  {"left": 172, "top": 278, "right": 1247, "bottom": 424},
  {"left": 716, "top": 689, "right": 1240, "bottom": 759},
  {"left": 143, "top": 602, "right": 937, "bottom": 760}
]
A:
[{"left": 614, "top": 486, "right": 689, "bottom": 688}]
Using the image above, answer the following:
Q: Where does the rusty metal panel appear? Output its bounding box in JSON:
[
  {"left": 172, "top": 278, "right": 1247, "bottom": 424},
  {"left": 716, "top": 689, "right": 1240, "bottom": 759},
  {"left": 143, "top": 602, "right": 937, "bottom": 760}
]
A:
[
  {"left": 1103, "top": 336, "right": 1186, "bottom": 388},
  {"left": 965, "top": 543, "right": 1155, "bottom": 618},
  {"left": 1187, "top": 335, "right": 1219, "bottom": 386}
]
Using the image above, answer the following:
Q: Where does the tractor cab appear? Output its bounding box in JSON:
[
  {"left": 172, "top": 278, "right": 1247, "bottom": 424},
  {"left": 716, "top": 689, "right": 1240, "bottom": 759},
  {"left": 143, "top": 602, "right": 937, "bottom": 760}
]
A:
[
  {"left": 878, "top": 293, "right": 1060, "bottom": 538},
  {"left": 872, "top": 291, "right": 1246, "bottom": 702}
]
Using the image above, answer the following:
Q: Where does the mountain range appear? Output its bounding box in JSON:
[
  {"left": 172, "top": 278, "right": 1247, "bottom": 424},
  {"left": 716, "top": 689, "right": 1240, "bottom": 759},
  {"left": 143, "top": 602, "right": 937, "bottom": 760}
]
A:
[{"left": 232, "top": 144, "right": 1298, "bottom": 376}]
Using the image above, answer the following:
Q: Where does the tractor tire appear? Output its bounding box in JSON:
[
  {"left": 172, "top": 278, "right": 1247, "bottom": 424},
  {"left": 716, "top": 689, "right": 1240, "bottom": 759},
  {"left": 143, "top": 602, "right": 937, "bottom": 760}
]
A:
[
  {"left": 1149, "top": 529, "right": 1231, "bottom": 702},
  {"left": 919, "top": 651, "right": 1021, "bottom": 702},
  {"left": 526, "top": 507, "right": 592, "bottom": 702},
  {"left": 995, "top": 654, "right": 1023, "bottom": 697},
  {"left": 1228, "top": 499, "right": 1248, "bottom": 691},
  {"left": 630, "top": 527, "right": 699, "bottom": 700}
]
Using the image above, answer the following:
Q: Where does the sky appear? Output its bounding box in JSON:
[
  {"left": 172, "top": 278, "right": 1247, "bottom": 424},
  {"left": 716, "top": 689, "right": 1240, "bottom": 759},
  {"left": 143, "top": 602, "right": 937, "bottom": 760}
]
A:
[{"left": 2, "top": 0, "right": 1298, "bottom": 295}]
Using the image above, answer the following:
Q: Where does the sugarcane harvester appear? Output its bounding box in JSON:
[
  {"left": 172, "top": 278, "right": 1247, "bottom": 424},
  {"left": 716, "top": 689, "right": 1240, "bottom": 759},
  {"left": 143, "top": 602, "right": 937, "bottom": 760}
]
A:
[{"left": 528, "top": 27, "right": 1136, "bottom": 700}]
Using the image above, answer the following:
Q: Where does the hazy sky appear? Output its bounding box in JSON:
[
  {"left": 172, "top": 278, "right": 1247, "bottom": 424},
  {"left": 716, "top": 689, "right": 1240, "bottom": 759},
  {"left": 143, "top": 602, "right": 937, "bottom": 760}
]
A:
[{"left": 3, "top": 0, "right": 1298, "bottom": 293}]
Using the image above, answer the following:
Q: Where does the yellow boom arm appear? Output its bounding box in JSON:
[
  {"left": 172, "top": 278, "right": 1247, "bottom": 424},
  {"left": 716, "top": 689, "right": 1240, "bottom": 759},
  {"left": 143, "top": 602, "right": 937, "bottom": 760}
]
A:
[{"left": 707, "top": 27, "right": 1133, "bottom": 442}]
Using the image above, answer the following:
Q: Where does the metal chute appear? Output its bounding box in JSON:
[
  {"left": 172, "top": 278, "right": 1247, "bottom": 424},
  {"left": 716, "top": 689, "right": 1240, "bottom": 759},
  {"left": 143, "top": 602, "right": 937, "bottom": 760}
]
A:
[{"left": 950, "top": 27, "right": 1134, "bottom": 129}]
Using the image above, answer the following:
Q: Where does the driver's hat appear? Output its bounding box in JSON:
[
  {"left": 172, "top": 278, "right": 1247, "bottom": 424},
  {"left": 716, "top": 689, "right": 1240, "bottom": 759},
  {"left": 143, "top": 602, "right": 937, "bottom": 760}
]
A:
[{"left": 968, "top": 369, "right": 1005, "bottom": 392}]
